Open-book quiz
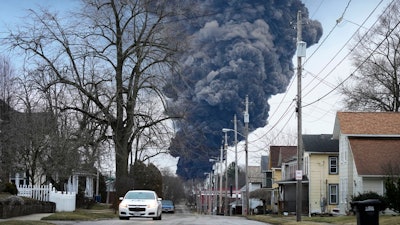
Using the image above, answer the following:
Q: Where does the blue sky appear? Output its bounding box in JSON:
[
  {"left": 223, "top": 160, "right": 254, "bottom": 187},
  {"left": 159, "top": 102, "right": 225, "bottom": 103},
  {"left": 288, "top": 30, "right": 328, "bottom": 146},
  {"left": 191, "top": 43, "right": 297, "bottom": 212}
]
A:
[
  {"left": 0, "top": 0, "right": 390, "bottom": 135},
  {"left": 0, "top": 0, "right": 393, "bottom": 168}
]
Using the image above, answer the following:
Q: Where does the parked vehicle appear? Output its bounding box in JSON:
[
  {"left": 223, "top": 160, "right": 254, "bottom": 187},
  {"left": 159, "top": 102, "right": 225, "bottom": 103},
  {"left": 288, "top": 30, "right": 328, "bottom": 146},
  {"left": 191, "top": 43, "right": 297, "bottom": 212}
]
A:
[
  {"left": 161, "top": 200, "right": 175, "bottom": 213},
  {"left": 118, "top": 190, "right": 162, "bottom": 220}
]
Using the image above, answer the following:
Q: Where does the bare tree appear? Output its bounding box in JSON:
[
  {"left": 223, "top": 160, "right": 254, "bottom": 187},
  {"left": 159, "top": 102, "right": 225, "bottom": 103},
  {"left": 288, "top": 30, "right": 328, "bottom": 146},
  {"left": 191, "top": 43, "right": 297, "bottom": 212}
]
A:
[
  {"left": 161, "top": 169, "right": 185, "bottom": 202},
  {"left": 8, "top": 0, "right": 186, "bottom": 198},
  {"left": 383, "top": 163, "right": 400, "bottom": 212},
  {"left": 0, "top": 56, "right": 16, "bottom": 104},
  {"left": 0, "top": 56, "right": 16, "bottom": 182},
  {"left": 340, "top": 2, "right": 400, "bottom": 111},
  {"left": 131, "top": 95, "right": 175, "bottom": 164},
  {"left": 5, "top": 73, "right": 57, "bottom": 185}
]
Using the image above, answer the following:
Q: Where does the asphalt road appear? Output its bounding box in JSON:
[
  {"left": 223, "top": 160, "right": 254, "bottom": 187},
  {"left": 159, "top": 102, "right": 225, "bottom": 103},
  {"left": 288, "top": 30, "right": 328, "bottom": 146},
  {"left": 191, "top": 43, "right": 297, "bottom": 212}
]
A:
[
  {"left": 0, "top": 204, "right": 271, "bottom": 225},
  {"left": 50, "top": 214, "right": 271, "bottom": 225}
]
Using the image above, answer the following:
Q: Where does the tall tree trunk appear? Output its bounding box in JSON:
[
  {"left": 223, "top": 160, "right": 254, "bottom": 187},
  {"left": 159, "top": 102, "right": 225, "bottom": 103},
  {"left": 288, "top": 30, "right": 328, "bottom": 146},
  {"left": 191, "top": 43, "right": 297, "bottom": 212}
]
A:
[{"left": 114, "top": 128, "right": 130, "bottom": 205}]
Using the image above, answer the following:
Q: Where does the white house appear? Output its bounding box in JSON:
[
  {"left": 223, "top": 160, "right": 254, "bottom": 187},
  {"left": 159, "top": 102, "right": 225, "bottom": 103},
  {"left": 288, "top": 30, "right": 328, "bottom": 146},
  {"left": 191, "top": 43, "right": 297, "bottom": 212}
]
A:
[{"left": 333, "top": 112, "right": 400, "bottom": 214}]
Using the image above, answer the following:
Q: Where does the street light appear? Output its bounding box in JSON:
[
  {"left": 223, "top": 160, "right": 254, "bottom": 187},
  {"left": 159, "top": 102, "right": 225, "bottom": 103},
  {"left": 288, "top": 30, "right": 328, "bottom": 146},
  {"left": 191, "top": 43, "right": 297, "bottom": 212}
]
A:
[
  {"left": 222, "top": 96, "right": 249, "bottom": 216},
  {"left": 222, "top": 130, "right": 229, "bottom": 215},
  {"left": 204, "top": 172, "right": 212, "bottom": 215},
  {"left": 222, "top": 126, "right": 238, "bottom": 215},
  {"left": 211, "top": 147, "right": 224, "bottom": 214},
  {"left": 222, "top": 120, "right": 248, "bottom": 215},
  {"left": 209, "top": 158, "right": 219, "bottom": 215}
]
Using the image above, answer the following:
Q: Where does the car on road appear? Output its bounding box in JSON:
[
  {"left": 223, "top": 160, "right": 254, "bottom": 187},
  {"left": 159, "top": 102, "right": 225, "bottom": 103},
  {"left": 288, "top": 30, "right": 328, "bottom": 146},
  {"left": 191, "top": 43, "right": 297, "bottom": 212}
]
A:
[
  {"left": 161, "top": 200, "right": 175, "bottom": 213},
  {"left": 118, "top": 190, "right": 162, "bottom": 220}
]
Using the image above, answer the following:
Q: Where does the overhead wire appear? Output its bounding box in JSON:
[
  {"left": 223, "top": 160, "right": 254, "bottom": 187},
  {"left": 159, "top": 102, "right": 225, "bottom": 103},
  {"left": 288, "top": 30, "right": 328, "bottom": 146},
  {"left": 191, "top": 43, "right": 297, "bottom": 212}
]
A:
[
  {"left": 303, "top": 0, "right": 386, "bottom": 100},
  {"left": 309, "top": 0, "right": 326, "bottom": 19},
  {"left": 248, "top": 1, "right": 338, "bottom": 143},
  {"left": 258, "top": 0, "right": 354, "bottom": 146},
  {"left": 249, "top": 110, "right": 296, "bottom": 153},
  {"left": 255, "top": 0, "right": 391, "bottom": 151},
  {"left": 303, "top": 0, "right": 396, "bottom": 108},
  {"left": 214, "top": 1, "right": 389, "bottom": 160},
  {"left": 303, "top": 0, "right": 352, "bottom": 68},
  {"left": 248, "top": 98, "right": 296, "bottom": 144},
  {"left": 265, "top": 0, "right": 350, "bottom": 123}
]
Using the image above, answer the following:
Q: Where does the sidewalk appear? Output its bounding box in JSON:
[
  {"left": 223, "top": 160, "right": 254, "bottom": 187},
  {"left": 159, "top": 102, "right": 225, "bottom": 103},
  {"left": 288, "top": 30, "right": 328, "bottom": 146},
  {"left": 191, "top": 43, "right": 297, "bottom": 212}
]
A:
[{"left": 0, "top": 213, "right": 54, "bottom": 221}]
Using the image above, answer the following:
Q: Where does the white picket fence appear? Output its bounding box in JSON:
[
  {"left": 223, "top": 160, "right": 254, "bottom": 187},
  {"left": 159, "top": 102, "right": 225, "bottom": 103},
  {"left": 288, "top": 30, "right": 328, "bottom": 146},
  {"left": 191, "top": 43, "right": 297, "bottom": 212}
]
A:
[{"left": 18, "top": 184, "right": 76, "bottom": 212}]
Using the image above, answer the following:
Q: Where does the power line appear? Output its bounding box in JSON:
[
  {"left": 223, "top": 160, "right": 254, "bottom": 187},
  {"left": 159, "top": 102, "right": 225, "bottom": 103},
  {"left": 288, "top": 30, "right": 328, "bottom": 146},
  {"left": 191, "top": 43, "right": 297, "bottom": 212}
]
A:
[
  {"left": 304, "top": 0, "right": 397, "bottom": 108},
  {"left": 267, "top": 0, "right": 355, "bottom": 129},
  {"left": 258, "top": 1, "right": 392, "bottom": 151},
  {"left": 303, "top": 0, "right": 386, "bottom": 99},
  {"left": 303, "top": 0, "right": 353, "bottom": 68}
]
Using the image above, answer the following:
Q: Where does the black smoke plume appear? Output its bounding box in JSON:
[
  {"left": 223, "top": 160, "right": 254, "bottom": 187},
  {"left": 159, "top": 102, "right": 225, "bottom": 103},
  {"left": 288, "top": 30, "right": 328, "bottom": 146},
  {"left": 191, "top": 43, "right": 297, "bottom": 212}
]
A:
[{"left": 164, "top": 0, "right": 322, "bottom": 180}]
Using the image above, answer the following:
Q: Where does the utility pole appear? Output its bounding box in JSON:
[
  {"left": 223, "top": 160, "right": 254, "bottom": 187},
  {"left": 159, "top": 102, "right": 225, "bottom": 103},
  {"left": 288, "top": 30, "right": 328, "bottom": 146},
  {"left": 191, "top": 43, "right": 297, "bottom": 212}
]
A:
[
  {"left": 224, "top": 131, "right": 228, "bottom": 215},
  {"left": 219, "top": 145, "right": 223, "bottom": 215},
  {"left": 214, "top": 169, "right": 218, "bottom": 214},
  {"left": 296, "top": 10, "right": 306, "bottom": 222},
  {"left": 234, "top": 114, "right": 238, "bottom": 211},
  {"left": 244, "top": 95, "right": 250, "bottom": 216},
  {"left": 208, "top": 173, "right": 212, "bottom": 214}
]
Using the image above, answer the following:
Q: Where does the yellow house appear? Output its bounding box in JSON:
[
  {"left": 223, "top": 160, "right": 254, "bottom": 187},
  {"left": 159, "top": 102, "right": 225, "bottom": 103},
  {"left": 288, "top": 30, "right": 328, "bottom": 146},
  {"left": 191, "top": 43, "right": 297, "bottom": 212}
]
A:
[{"left": 303, "top": 134, "right": 339, "bottom": 215}]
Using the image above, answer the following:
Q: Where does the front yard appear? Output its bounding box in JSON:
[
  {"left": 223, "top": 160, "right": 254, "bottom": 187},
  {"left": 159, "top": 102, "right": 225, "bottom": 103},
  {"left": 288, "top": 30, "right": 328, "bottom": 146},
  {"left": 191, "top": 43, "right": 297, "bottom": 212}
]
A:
[{"left": 249, "top": 214, "right": 400, "bottom": 225}]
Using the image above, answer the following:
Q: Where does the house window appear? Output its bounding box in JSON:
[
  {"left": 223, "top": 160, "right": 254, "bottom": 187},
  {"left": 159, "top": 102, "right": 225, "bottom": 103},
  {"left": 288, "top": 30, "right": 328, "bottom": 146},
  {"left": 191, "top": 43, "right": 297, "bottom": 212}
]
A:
[
  {"left": 329, "top": 156, "right": 338, "bottom": 174},
  {"left": 329, "top": 184, "right": 339, "bottom": 204},
  {"left": 264, "top": 171, "right": 272, "bottom": 188}
]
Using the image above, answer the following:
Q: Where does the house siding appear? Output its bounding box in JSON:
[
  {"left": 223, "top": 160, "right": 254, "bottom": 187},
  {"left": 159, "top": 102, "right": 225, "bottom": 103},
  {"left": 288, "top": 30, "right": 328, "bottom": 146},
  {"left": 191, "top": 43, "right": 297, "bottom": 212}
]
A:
[
  {"left": 339, "top": 137, "right": 387, "bottom": 214},
  {"left": 339, "top": 134, "right": 353, "bottom": 214},
  {"left": 363, "top": 177, "right": 385, "bottom": 195},
  {"left": 334, "top": 112, "right": 400, "bottom": 215},
  {"left": 272, "top": 169, "right": 281, "bottom": 189},
  {"left": 271, "top": 168, "right": 281, "bottom": 213},
  {"left": 307, "top": 153, "right": 339, "bottom": 214}
]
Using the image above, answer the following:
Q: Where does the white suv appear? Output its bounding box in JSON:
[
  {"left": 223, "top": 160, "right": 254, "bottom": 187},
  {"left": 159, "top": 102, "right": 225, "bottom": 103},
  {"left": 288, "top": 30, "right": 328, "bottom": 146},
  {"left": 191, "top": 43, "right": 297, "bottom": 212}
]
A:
[{"left": 118, "top": 190, "right": 162, "bottom": 220}]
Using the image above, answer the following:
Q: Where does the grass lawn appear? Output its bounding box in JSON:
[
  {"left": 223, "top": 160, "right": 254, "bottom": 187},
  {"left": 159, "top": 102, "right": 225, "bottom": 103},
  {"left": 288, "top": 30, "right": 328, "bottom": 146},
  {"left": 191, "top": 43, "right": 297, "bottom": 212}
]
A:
[
  {"left": 0, "top": 222, "right": 54, "bottom": 225},
  {"left": 41, "top": 208, "right": 116, "bottom": 221},
  {"left": 249, "top": 214, "right": 400, "bottom": 225},
  {"left": 0, "top": 204, "right": 117, "bottom": 225}
]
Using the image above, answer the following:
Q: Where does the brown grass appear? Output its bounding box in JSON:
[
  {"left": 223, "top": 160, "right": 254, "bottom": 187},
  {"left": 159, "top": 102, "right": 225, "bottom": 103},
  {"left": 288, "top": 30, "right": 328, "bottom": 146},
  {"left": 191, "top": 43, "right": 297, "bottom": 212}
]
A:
[{"left": 249, "top": 214, "right": 400, "bottom": 225}]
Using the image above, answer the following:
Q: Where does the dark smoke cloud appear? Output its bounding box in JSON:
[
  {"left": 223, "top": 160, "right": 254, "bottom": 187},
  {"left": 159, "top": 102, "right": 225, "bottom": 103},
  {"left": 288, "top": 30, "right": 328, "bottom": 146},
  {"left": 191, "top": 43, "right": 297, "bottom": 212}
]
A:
[{"left": 164, "top": 0, "right": 322, "bottom": 179}]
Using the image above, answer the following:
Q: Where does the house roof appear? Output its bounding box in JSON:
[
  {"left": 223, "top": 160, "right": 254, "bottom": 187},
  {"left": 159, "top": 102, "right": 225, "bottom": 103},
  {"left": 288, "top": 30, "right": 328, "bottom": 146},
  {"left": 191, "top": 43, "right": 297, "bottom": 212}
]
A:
[
  {"left": 269, "top": 146, "right": 297, "bottom": 169},
  {"left": 349, "top": 137, "right": 400, "bottom": 176},
  {"left": 333, "top": 112, "right": 400, "bottom": 138},
  {"left": 302, "top": 134, "right": 338, "bottom": 153}
]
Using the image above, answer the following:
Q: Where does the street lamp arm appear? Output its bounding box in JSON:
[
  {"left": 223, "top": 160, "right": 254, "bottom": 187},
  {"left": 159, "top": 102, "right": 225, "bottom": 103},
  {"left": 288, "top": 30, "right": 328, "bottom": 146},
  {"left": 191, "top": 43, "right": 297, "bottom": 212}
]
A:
[{"left": 222, "top": 128, "right": 245, "bottom": 138}]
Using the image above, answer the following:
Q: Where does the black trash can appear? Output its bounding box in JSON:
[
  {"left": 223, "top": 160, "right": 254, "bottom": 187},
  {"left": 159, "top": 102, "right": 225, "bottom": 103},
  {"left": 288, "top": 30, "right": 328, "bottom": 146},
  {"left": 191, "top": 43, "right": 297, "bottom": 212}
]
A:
[{"left": 351, "top": 199, "right": 381, "bottom": 225}]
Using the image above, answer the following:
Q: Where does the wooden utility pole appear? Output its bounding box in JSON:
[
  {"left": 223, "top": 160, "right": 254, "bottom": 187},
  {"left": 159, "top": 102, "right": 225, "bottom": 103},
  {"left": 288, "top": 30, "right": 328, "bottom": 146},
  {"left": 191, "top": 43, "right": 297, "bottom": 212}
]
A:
[
  {"left": 219, "top": 145, "right": 223, "bottom": 214},
  {"left": 224, "top": 132, "right": 228, "bottom": 215},
  {"left": 244, "top": 95, "right": 249, "bottom": 215},
  {"left": 234, "top": 114, "right": 238, "bottom": 210},
  {"left": 296, "top": 10, "right": 303, "bottom": 222}
]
